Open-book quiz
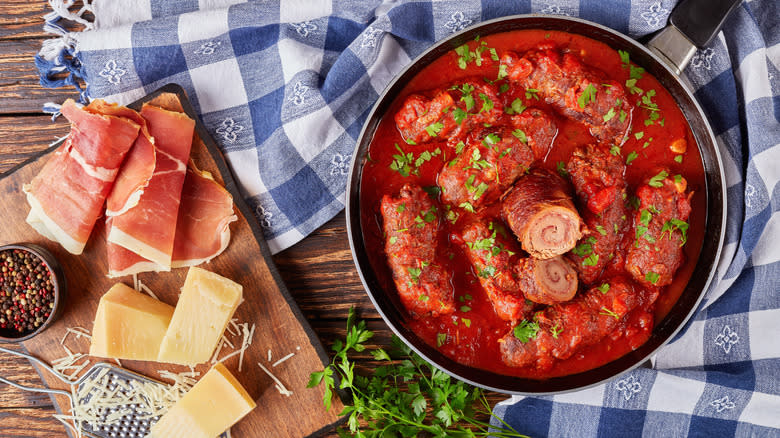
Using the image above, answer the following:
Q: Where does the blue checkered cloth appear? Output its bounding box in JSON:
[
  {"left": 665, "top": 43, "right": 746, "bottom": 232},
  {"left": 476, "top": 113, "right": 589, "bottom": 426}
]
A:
[{"left": 37, "top": 0, "right": 779, "bottom": 435}]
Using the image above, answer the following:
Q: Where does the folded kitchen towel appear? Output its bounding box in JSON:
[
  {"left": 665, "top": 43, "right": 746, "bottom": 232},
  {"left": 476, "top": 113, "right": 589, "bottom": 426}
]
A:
[{"left": 36, "top": 0, "right": 779, "bottom": 435}]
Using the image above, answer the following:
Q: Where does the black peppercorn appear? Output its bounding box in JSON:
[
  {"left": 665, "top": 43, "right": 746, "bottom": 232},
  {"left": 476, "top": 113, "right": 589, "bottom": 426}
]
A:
[{"left": 0, "top": 249, "right": 55, "bottom": 336}]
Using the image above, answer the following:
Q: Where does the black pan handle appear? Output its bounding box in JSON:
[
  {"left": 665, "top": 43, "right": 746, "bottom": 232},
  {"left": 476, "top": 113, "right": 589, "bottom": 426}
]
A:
[{"left": 670, "top": 0, "right": 743, "bottom": 48}]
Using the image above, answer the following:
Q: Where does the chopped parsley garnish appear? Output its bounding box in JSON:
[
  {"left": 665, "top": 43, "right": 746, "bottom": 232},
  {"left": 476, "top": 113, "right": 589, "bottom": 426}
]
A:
[
  {"left": 582, "top": 253, "right": 599, "bottom": 267},
  {"left": 630, "top": 64, "right": 645, "bottom": 80},
  {"left": 674, "top": 174, "right": 683, "bottom": 184},
  {"left": 479, "top": 93, "right": 494, "bottom": 113},
  {"left": 640, "top": 209, "right": 652, "bottom": 226},
  {"left": 648, "top": 170, "right": 669, "bottom": 187},
  {"left": 414, "top": 147, "right": 442, "bottom": 167},
  {"left": 512, "top": 129, "right": 527, "bottom": 143},
  {"left": 452, "top": 107, "right": 467, "bottom": 125},
  {"left": 618, "top": 50, "right": 630, "bottom": 66},
  {"left": 459, "top": 202, "right": 475, "bottom": 213},
  {"left": 462, "top": 318, "right": 472, "bottom": 328},
  {"left": 525, "top": 88, "right": 539, "bottom": 100},
  {"left": 645, "top": 271, "right": 660, "bottom": 284},
  {"left": 389, "top": 236, "right": 398, "bottom": 245},
  {"left": 437, "top": 332, "right": 447, "bottom": 347},
  {"left": 497, "top": 63, "right": 508, "bottom": 80},
  {"left": 557, "top": 161, "right": 569, "bottom": 178},
  {"left": 661, "top": 218, "right": 689, "bottom": 245},
  {"left": 422, "top": 186, "right": 441, "bottom": 198},
  {"left": 407, "top": 266, "right": 422, "bottom": 284},
  {"left": 390, "top": 144, "right": 414, "bottom": 176},
  {"left": 455, "top": 44, "right": 475, "bottom": 69},
  {"left": 477, "top": 265, "right": 496, "bottom": 278},
  {"left": 498, "top": 148, "right": 512, "bottom": 159},
  {"left": 460, "top": 305, "right": 472, "bottom": 313},
  {"left": 396, "top": 203, "right": 406, "bottom": 213},
  {"left": 603, "top": 108, "right": 616, "bottom": 122},
  {"left": 626, "top": 151, "right": 639, "bottom": 165},
  {"left": 595, "top": 225, "right": 608, "bottom": 235},
  {"left": 418, "top": 294, "right": 429, "bottom": 302},
  {"left": 572, "top": 242, "right": 593, "bottom": 257},
  {"left": 482, "top": 133, "right": 501, "bottom": 145},
  {"left": 550, "top": 323, "right": 563, "bottom": 339},
  {"left": 513, "top": 319, "right": 540, "bottom": 344},
  {"left": 597, "top": 283, "right": 610, "bottom": 294},
  {"left": 619, "top": 110, "right": 628, "bottom": 123},
  {"left": 577, "top": 83, "right": 598, "bottom": 109},
  {"left": 610, "top": 145, "right": 622, "bottom": 156},
  {"left": 635, "top": 131, "right": 644, "bottom": 140},
  {"left": 458, "top": 83, "right": 476, "bottom": 110},
  {"left": 499, "top": 83, "right": 510, "bottom": 93},
  {"left": 489, "top": 47, "right": 499, "bottom": 61},
  {"left": 455, "top": 141, "right": 466, "bottom": 155},
  {"left": 625, "top": 78, "right": 643, "bottom": 95},
  {"left": 674, "top": 155, "right": 683, "bottom": 163},
  {"left": 599, "top": 306, "right": 620, "bottom": 320},
  {"left": 505, "top": 98, "right": 526, "bottom": 115}
]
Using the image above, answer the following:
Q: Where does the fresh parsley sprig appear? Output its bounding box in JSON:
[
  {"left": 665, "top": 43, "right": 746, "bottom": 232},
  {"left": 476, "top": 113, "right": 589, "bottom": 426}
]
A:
[{"left": 308, "top": 307, "right": 528, "bottom": 438}]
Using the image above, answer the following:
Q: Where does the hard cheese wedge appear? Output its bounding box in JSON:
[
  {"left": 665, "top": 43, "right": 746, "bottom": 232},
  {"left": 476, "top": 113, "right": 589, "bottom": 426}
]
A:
[
  {"left": 157, "top": 267, "right": 242, "bottom": 365},
  {"left": 148, "top": 362, "right": 256, "bottom": 438},
  {"left": 89, "top": 283, "right": 175, "bottom": 361}
]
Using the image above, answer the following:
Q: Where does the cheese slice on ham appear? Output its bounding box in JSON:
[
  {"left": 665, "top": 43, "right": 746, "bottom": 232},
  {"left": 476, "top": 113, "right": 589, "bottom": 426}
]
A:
[
  {"left": 24, "top": 99, "right": 140, "bottom": 254},
  {"left": 106, "top": 162, "right": 237, "bottom": 277},
  {"left": 107, "top": 104, "right": 195, "bottom": 268}
]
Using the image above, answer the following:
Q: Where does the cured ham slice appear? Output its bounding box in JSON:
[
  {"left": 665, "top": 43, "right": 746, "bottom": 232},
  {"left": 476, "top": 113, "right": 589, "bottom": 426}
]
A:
[
  {"left": 502, "top": 169, "right": 583, "bottom": 259},
  {"left": 107, "top": 104, "right": 195, "bottom": 268},
  {"left": 98, "top": 101, "right": 157, "bottom": 217},
  {"left": 106, "top": 163, "right": 237, "bottom": 277},
  {"left": 171, "top": 163, "right": 237, "bottom": 268},
  {"left": 24, "top": 99, "right": 140, "bottom": 254}
]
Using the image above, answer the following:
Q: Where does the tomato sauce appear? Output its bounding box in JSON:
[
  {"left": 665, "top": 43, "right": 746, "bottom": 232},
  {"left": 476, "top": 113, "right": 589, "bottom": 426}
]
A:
[{"left": 359, "top": 30, "right": 705, "bottom": 379}]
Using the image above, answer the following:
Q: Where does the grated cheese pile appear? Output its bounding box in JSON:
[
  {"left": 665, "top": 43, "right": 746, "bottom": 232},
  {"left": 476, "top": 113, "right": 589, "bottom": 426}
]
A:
[
  {"left": 210, "top": 318, "right": 256, "bottom": 372},
  {"left": 52, "top": 367, "right": 198, "bottom": 438},
  {"left": 52, "top": 327, "right": 92, "bottom": 381}
]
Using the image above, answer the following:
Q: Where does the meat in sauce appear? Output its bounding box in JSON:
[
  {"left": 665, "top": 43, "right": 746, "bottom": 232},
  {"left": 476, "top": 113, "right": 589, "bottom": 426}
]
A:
[
  {"left": 363, "top": 29, "right": 704, "bottom": 379},
  {"left": 380, "top": 184, "right": 455, "bottom": 316},
  {"left": 566, "top": 144, "right": 630, "bottom": 284},
  {"left": 501, "top": 44, "right": 633, "bottom": 144},
  {"left": 626, "top": 170, "right": 693, "bottom": 287}
]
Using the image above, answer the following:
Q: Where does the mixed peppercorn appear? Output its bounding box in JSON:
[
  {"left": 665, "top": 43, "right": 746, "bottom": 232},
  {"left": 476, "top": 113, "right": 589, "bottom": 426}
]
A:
[{"left": 0, "top": 248, "right": 55, "bottom": 336}]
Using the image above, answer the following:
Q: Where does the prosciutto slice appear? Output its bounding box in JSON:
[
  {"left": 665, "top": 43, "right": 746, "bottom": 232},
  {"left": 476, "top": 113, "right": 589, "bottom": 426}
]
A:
[
  {"left": 24, "top": 99, "right": 140, "bottom": 254},
  {"left": 106, "top": 162, "right": 237, "bottom": 277},
  {"left": 107, "top": 104, "right": 195, "bottom": 268}
]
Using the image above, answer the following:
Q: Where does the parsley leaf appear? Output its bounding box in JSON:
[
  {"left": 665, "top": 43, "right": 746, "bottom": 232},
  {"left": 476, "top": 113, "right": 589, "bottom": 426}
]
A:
[
  {"left": 626, "top": 151, "right": 639, "bottom": 165},
  {"left": 505, "top": 98, "right": 526, "bottom": 115},
  {"left": 597, "top": 283, "right": 610, "bottom": 294},
  {"left": 308, "top": 307, "right": 528, "bottom": 436},
  {"left": 582, "top": 253, "right": 599, "bottom": 267},
  {"left": 577, "top": 83, "right": 598, "bottom": 109},
  {"left": 452, "top": 107, "right": 467, "bottom": 125},
  {"left": 645, "top": 271, "right": 660, "bottom": 284},
  {"left": 648, "top": 170, "right": 669, "bottom": 187},
  {"left": 513, "top": 319, "right": 540, "bottom": 344},
  {"left": 557, "top": 161, "right": 569, "bottom": 178}
]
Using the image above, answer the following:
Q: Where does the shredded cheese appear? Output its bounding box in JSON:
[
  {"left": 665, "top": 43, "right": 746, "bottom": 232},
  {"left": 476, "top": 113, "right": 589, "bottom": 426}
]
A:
[
  {"left": 272, "top": 352, "right": 295, "bottom": 368},
  {"left": 268, "top": 349, "right": 272, "bottom": 362},
  {"left": 257, "top": 362, "right": 293, "bottom": 397},
  {"left": 139, "top": 282, "right": 158, "bottom": 300}
]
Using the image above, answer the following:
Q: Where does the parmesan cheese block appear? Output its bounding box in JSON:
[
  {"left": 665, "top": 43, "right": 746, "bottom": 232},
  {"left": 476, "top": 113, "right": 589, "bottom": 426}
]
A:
[
  {"left": 89, "top": 283, "right": 175, "bottom": 361},
  {"left": 148, "top": 362, "right": 255, "bottom": 438},
  {"left": 157, "top": 267, "right": 243, "bottom": 365}
]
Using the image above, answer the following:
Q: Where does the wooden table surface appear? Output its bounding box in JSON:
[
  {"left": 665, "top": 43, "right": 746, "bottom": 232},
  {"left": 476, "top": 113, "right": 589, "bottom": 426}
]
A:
[{"left": 0, "top": 2, "right": 508, "bottom": 436}]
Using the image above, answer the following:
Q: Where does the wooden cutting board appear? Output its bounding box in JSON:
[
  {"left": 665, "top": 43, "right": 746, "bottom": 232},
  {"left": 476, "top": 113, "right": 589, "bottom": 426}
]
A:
[{"left": 0, "top": 85, "right": 344, "bottom": 437}]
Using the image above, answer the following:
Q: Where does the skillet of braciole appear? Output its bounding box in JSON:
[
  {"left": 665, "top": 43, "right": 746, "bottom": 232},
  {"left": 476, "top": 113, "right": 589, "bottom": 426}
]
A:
[{"left": 359, "top": 29, "right": 706, "bottom": 379}]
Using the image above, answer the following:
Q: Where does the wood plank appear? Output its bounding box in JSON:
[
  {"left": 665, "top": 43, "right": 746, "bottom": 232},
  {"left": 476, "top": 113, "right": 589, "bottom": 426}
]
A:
[
  {"left": 0, "top": 116, "right": 69, "bottom": 174},
  {"left": 0, "top": 39, "right": 79, "bottom": 114},
  {"left": 0, "top": 1, "right": 51, "bottom": 41},
  {"left": 0, "top": 408, "right": 68, "bottom": 437}
]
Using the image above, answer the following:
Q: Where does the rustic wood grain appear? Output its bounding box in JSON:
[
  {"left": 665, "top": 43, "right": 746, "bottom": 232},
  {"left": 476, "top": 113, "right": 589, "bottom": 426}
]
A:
[
  {"left": 0, "top": 408, "right": 68, "bottom": 437},
  {"left": 0, "top": 39, "right": 79, "bottom": 115},
  {"left": 0, "top": 1, "right": 50, "bottom": 41},
  {"left": 0, "top": 116, "right": 69, "bottom": 174}
]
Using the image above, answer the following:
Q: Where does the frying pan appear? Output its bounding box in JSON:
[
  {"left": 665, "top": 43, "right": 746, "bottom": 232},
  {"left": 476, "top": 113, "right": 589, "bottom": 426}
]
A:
[{"left": 346, "top": 0, "right": 738, "bottom": 394}]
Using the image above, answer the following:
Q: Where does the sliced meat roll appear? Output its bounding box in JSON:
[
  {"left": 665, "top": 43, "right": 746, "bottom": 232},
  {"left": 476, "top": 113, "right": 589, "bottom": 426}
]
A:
[
  {"left": 502, "top": 169, "right": 583, "bottom": 259},
  {"left": 516, "top": 256, "right": 578, "bottom": 305}
]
